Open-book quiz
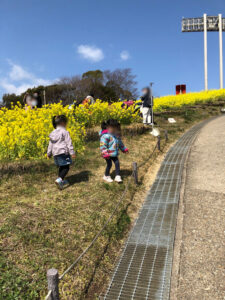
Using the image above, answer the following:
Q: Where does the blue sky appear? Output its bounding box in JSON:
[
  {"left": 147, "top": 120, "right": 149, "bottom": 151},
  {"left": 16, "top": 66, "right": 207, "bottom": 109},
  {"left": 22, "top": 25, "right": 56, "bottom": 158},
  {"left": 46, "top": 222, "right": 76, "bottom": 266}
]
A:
[{"left": 0, "top": 0, "right": 225, "bottom": 100}]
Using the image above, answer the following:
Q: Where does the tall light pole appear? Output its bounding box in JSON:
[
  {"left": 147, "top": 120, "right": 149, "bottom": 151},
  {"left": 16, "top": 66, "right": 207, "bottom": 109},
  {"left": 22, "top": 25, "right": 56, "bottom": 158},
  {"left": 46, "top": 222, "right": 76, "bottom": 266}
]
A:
[
  {"left": 203, "top": 14, "right": 208, "bottom": 90},
  {"left": 149, "top": 82, "right": 154, "bottom": 98},
  {"left": 182, "top": 14, "right": 225, "bottom": 90},
  {"left": 219, "top": 14, "right": 223, "bottom": 89}
]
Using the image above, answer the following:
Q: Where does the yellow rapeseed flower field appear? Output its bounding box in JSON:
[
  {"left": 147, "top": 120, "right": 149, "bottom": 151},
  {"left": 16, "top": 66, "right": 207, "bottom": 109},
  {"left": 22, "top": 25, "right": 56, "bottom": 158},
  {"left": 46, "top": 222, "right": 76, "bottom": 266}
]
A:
[
  {"left": 0, "top": 90, "right": 224, "bottom": 160},
  {"left": 0, "top": 101, "right": 139, "bottom": 160},
  {"left": 154, "top": 89, "right": 225, "bottom": 111},
  {"left": 0, "top": 103, "right": 85, "bottom": 160}
]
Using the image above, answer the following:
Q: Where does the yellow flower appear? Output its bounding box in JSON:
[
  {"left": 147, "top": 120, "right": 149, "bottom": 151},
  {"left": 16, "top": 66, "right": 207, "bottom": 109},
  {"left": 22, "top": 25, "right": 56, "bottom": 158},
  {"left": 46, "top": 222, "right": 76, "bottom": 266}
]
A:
[{"left": 0, "top": 90, "right": 223, "bottom": 160}]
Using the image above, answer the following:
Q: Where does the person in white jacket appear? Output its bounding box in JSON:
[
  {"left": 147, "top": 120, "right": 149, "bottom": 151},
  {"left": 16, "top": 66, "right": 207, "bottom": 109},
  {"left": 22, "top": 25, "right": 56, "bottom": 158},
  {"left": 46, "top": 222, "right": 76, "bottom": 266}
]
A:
[{"left": 47, "top": 115, "right": 75, "bottom": 189}]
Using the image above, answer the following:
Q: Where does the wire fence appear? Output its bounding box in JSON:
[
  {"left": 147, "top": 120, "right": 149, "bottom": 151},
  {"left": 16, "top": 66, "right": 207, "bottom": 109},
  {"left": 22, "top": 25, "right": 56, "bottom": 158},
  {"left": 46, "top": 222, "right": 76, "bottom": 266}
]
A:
[{"left": 44, "top": 130, "right": 169, "bottom": 300}]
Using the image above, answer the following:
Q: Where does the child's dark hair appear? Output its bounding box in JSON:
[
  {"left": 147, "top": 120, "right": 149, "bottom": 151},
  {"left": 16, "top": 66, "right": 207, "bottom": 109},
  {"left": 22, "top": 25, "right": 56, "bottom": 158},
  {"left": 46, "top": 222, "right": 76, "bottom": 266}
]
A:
[
  {"left": 106, "top": 119, "right": 121, "bottom": 129},
  {"left": 52, "top": 115, "right": 68, "bottom": 129},
  {"left": 101, "top": 121, "right": 107, "bottom": 130}
]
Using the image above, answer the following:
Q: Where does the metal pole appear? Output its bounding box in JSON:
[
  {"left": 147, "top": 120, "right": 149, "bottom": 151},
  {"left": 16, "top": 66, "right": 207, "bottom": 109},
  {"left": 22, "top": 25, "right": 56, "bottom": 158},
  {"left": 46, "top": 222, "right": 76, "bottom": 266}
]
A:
[
  {"left": 43, "top": 89, "right": 46, "bottom": 105},
  {"left": 204, "top": 14, "right": 208, "bottom": 91},
  {"left": 164, "top": 130, "right": 168, "bottom": 142},
  {"left": 47, "top": 268, "right": 60, "bottom": 300},
  {"left": 219, "top": 14, "right": 223, "bottom": 89},
  {"left": 149, "top": 83, "right": 154, "bottom": 125},
  {"left": 150, "top": 95, "right": 154, "bottom": 126}
]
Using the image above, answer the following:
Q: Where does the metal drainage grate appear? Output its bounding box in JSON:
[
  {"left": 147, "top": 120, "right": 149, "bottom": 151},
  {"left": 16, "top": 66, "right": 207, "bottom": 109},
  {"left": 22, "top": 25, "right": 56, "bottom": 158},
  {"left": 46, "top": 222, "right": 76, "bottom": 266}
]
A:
[{"left": 103, "top": 120, "right": 210, "bottom": 300}]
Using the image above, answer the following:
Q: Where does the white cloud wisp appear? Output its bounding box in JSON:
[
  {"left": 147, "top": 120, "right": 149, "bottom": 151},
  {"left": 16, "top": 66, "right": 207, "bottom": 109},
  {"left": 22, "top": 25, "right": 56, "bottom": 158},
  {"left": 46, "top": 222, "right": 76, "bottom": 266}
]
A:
[
  {"left": 77, "top": 45, "right": 104, "bottom": 62},
  {"left": 0, "top": 61, "right": 54, "bottom": 95},
  {"left": 120, "top": 50, "right": 130, "bottom": 61}
]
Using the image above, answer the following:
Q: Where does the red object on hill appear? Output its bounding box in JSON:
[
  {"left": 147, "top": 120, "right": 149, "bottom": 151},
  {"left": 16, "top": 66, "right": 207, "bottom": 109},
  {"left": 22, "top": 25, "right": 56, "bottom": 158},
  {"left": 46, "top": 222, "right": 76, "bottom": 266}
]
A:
[
  {"left": 122, "top": 100, "right": 134, "bottom": 107},
  {"left": 176, "top": 84, "right": 186, "bottom": 95}
]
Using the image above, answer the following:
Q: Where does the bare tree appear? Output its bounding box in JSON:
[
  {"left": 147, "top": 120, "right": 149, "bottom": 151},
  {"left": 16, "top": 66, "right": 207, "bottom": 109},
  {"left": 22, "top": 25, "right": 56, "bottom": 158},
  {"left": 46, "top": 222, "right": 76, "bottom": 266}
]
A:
[
  {"left": 104, "top": 68, "right": 138, "bottom": 99},
  {"left": 56, "top": 68, "right": 138, "bottom": 104},
  {"left": 57, "top": 76, "right": 91, "bottom": 104}
]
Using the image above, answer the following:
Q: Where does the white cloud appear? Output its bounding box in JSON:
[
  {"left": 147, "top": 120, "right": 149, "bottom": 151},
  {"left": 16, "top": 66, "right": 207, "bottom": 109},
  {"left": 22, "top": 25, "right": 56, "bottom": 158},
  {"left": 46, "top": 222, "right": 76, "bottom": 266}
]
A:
[
  {"left": 120, "top": 50, "right": 130, "bottom": 61},
  {"left": 8, "top": 61, "right": 32, "bottom": 81},
  {"left": 0, "top": 61, "right": 55, "bottom": 96},
  {"left": 0, "top": 80, "right": 31, "bottom": 95},
  {"left": 77, "top": 45, "right": 104, "bottom": 62}
]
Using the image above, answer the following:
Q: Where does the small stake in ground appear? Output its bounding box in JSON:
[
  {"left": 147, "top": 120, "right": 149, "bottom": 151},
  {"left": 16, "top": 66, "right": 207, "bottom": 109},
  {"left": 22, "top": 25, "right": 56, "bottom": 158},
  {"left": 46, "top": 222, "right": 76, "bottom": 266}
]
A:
[
  {"left": 164, "top": 130, "right": 168, "bottom": 142},
  {"left": 47, "top": 268, "right": 60, "bottom": 300},
  {"left": 132, "top": 162, "right": 138, "bottom": 185},
  {"left": 157, "top": 135, "right": 161, "bottom": 151}
]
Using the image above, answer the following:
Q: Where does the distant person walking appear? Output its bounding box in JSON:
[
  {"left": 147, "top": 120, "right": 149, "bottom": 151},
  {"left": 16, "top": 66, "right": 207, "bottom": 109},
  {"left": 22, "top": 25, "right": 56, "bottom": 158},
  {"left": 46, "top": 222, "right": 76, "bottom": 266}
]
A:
[{"left": 140, "top": 87, "right": 153, "bottom": 125}]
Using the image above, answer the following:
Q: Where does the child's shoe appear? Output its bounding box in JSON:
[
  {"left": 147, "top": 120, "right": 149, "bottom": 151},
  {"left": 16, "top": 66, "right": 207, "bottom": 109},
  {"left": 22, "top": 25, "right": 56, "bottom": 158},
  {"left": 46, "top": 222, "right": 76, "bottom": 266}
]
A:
[
  {"left": 55, "top": 177, "right": 64, "bottom": 190},
  {"left": 103, "top": 175, "right": 113, "bottom": 183},
  {"left": 114, "top": 175, "right": 123, "bottom": 183},
  {"left": 62, "top": 179, "right": 69, "bottom": 187}
]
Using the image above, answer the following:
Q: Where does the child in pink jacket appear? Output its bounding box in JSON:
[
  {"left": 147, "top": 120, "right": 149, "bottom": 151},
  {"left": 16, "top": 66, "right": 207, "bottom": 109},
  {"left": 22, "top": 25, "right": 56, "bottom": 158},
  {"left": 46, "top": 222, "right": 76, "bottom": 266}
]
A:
[{"left": 47, "top": 115, "right": 75, "bottom": 189}]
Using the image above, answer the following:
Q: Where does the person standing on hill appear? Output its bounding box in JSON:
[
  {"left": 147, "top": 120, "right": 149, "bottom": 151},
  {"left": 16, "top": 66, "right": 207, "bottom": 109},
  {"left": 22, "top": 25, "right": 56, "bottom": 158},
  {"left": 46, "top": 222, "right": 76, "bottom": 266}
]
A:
[{"left": 140, "top": 87, "right": 153, "bottom": 125}]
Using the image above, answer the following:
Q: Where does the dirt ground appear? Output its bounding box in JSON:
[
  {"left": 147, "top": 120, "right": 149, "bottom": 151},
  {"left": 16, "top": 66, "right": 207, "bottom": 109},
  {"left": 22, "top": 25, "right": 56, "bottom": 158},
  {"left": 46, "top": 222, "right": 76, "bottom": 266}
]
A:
[{"left": 171, "top": 116, "right": 225, "bottom": 300}]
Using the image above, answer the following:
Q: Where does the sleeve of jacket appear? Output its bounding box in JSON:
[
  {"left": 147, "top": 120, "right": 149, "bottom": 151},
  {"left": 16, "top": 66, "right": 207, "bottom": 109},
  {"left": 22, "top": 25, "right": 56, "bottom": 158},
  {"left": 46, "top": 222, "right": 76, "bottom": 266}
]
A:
[
  {"left": 47, "top": 141, "right": 53, "bottom": 157},
  {"left": 100, "top": 134, "right": 109, "bottom": 156},
  {"left": 118, "top": 137, "right": 127, "bottom": 152},
  {"left": 65, "top": 131, "right": 75, "bottom": 155}
]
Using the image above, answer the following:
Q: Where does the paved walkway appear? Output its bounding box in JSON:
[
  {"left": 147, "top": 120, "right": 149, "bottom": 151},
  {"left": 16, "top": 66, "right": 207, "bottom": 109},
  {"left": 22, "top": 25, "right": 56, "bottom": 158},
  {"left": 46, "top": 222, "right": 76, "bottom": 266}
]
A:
[
  {"left": 173, "top": 116, "right": 225, "bottom": 300},
  {"left": 103, "top": 119, "right": 215, "bottom": 300}
]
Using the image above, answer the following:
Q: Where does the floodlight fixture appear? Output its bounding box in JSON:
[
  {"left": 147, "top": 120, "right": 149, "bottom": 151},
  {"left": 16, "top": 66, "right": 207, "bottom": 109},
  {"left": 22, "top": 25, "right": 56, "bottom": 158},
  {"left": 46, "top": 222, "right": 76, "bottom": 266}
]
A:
[{"left": 182, "top": 14, "right": 225, "bottom": 90}]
